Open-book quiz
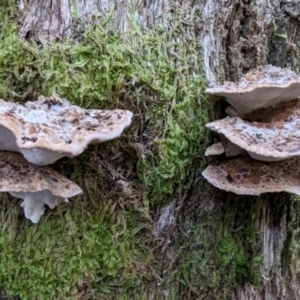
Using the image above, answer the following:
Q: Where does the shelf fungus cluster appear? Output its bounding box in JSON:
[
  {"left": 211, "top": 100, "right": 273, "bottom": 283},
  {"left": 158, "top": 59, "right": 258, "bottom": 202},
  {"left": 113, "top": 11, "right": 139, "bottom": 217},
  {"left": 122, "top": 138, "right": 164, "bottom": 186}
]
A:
[
  {"left": 203, "top": 65, "right": 300, "bottom": 196},
  {"left": 0, "top": 94, "right": 133, "bottom": 222}
]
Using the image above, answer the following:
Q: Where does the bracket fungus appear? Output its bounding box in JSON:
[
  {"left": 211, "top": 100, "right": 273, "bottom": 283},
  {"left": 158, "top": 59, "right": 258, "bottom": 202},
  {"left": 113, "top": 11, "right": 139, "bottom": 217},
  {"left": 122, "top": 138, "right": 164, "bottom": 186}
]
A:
[
  {"left": 0, "top": 94, "right": 133, "bottom": 165},
  {"left": 204, "top": 142, "right": 224, "bottom": 156},
  {"left": 204, "top": 65, "right": 300, "bottom": 196},
  {"left": 0, "top": 152, "right": 82, "bottom": 223},
  {"left": 206, "top": 65, "right": 300, "bottom": 114},
  {"left": 206, "top": 99, "right": 300, "bottom": 162},
  {"left": 202, "top": 155, "right": 300, "bottom": 196}
]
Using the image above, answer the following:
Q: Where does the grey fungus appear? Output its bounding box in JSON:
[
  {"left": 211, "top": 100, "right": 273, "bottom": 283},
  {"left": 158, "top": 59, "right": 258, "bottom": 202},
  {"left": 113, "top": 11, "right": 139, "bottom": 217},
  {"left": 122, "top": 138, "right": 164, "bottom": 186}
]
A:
[
  {"left": 206, "top": 99, "right": 300, "bottom": 162},
  {"left": 0, "top": 94, "right": 133, "bottom": 223},
  {"left": 219, "top": 135, "right": 243, "bottom": 158}
]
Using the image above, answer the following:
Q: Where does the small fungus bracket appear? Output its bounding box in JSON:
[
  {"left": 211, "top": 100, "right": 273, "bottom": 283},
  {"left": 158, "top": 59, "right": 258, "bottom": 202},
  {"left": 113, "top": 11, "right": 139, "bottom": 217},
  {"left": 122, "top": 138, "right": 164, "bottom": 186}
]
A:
[{"left": 0, "top": 152, "right": 82, "bottom": 223}]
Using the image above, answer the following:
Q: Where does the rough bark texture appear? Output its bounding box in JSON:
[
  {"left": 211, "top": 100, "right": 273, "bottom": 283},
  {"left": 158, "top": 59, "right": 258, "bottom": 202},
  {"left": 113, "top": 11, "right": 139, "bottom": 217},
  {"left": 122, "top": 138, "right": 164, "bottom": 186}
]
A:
[
  {"left": 17, "top": 0, "right": 300, "bottom": 79},
  {"left": 18, "top": 0, "right": 170, "bottom": 41},
  {"left": 202, "top": 0, "right": 300, "bottom": 83},
  {"left": 16, "top": 0, "right": 300, "bottom": 299}
]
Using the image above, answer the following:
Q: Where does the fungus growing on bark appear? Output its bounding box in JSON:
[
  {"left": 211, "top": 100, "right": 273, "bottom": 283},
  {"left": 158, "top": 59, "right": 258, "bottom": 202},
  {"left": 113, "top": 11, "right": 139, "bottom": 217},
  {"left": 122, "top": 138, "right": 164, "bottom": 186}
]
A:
[
  {"left": 219, "top": 135, "right": 243, "bottom": 157},
  {"left": 206, "top": 65, "right": 300, "bottom": 114},
  {"left": 202, "top": 155, "right": 300, "bottom": 196},
  {"left": 203, "top": 65, "right": 300, "bottom": 194},
  {"left": 205, "top": 142, "right": 224, "bottom": 156},
  {"left": 0, "top": 94, "right": 133, "bottom": 165},
  {"left": 0, "top": 152, "right": 82, "bottom": 223},
  {"left": 205, "top": 99, "right": 300, "bottom": 161}
]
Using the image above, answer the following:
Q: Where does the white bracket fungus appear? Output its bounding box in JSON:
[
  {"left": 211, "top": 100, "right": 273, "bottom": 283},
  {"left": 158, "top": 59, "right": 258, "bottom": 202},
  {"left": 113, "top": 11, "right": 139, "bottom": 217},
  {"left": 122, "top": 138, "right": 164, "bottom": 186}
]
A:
[
  {"left": 206, "top": 65, "right": 300, "bottom": 114},
  {"left": 202, "top": 155, "right": 300, "bottom": 196},
  {"left": 0, "top": 94, "right": 133, "bottom": 165},
  {"left": 0, "top": 152, "right": 82, "bottom": 223}
]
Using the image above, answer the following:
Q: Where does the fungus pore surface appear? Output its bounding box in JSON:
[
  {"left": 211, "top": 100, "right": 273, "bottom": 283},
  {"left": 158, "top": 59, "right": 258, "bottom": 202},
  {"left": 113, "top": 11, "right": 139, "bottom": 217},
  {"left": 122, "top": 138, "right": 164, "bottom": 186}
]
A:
[
  {"left": 0, "top": 151, "right": 82, "bottom": 223},
  {"left": 0, "top": 94, "right": 133, "bottom": 165},
  {"left": 206, "top": 65, "right": 300, "bottom": 114},
  {"left": 202, "top": 155, "right": 300, "bottom": 196}
]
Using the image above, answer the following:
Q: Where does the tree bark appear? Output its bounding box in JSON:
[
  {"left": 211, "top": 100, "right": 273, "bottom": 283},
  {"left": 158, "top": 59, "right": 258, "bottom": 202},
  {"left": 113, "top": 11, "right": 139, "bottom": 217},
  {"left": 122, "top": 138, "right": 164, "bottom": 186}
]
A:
[
  {"left": 16, "top": 0, "right": 300, "bottom": 299},
  {"left": 18, "top": 0, "right": 170, "bottom": 41},
  {"left": 200, "top": 2, "right": 300, "bottom": 299}
]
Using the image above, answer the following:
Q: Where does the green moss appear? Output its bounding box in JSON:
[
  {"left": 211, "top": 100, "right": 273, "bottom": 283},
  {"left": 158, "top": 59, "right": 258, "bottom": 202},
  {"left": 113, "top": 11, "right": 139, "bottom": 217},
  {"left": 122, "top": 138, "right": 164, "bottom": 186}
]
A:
[
  {"left": 0, "top": 2, "right": 209, "bottom": 299},
  {"left": 283, "top": 196, "right": 300, "bottom": 277},
  {"left": 159, "top": 188, "right": 264, "bottom": 299},
  {"left": 0, "top": 198, "right": 152, "bottom": 299}
]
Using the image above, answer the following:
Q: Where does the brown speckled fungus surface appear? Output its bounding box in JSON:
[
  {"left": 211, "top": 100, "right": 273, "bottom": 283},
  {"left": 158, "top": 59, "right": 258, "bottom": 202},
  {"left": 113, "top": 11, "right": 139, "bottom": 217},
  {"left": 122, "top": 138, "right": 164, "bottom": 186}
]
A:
[
  {"left": 204, "top": 65, "right": 300, "bottom": 195},
  {"left": 206, "top": 99, "right": 300, "bottom": 162},
  {"left": 0, "top": 94, "right": 133, "bottom": 165},
  {"left": 0, "top": 151, "right": 82, "bottom": 223},
  {"left": 206, "top": 65, "right": 300, "bottom": 114},
  {"left": 202, "top": 155, "right": 300, "bottom": 196}
]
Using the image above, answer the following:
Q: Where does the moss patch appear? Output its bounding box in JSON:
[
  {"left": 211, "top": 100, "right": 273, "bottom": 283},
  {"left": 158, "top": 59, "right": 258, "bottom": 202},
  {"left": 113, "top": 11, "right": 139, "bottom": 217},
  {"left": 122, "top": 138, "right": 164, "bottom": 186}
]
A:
[
  {"left": 158, "top": 186, "right": 266, "bottom": 299},
  {"left": 0, "top": 2, "right": 209, "bottom": 300}
]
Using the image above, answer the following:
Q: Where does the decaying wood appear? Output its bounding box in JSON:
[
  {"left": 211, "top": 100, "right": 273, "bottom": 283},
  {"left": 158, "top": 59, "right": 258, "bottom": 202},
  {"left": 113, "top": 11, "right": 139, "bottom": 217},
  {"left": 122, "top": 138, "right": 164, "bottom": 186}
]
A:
[{"left": 16, "top": 0, "right": 300, "bottom": 299}]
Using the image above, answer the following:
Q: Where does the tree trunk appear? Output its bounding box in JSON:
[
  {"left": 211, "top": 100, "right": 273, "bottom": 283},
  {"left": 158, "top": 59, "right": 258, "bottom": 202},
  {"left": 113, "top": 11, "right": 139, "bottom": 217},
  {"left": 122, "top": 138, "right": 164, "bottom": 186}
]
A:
[
  {"left": 14, "top": 1, "right": 300, "bottom": 299},
  {"left": 18, "top": 0, "right": 170, "bottom": 41}
]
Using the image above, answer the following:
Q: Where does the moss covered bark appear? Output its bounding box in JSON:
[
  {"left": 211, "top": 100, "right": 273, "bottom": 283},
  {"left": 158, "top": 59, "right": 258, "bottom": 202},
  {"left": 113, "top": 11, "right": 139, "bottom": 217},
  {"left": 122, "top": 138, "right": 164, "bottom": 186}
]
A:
[
  {"left": 1, "top": 1, "right": 300, "bottom": 300},
  {"left": 0, "top": 2, "right": 209, "bottom": 299}
]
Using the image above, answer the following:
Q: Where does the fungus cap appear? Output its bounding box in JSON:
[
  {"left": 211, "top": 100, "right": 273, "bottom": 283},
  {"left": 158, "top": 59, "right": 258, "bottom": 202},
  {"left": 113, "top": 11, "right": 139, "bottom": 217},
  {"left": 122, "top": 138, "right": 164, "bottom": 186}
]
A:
[
  {"left": 202, "top": 155, "right": 300, "bottom": 196},
  {"left": 0, "top": 94, "right": 133, "bottom": 165},
  {"left": 0, "top": 152, "right": 82, "bottom": 223},
  {"left": 206, "top": 99, "right": 300, "bottom": 161},
  {"left": 219, "top": 135, "right": 243, "bottom": 157},
  {"left": 205, "top": 142, "right": 224, "bottom": 156},
  {"left": 206, "top": 65, "right": 300, "bottom": 114}
]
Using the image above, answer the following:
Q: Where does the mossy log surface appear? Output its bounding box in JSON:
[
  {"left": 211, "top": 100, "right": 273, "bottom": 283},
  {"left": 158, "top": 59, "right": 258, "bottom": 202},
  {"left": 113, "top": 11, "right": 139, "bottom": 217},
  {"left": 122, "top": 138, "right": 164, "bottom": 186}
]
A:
[{"left": 0, "top": 1, "right": 300, "bottom": 299}]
